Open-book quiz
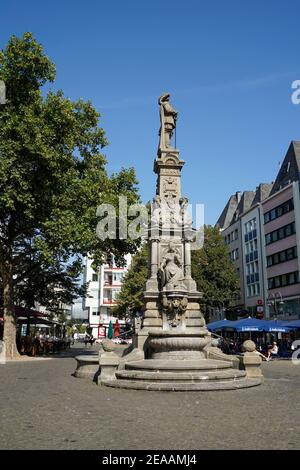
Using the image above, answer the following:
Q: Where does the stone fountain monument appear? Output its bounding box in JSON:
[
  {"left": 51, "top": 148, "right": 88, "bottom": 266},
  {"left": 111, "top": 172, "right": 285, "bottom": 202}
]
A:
[{"left": 99, "top": 93, "right": 263, "bottom": 391}]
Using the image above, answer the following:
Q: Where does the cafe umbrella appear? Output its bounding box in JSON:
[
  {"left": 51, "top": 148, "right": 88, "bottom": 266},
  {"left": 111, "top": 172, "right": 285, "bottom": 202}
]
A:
[
  {"left": 283, "top": 319, "right": 300, "bottom": 329},
  {"left": 207, "top": 319, "right": 234, "bottom": 331},
  {"left": 107, "top": 320, "right": 114, "bottom": 339}
]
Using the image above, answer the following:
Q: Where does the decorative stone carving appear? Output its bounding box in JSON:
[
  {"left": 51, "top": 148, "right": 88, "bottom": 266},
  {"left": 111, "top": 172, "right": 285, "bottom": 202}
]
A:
[
  {"left": 162, "top": 176, "right": 178, "bottom": 198},
  {"left": 151, "top": 195, "right": 161, "bottom": 226},
  {"left": 242, "top": 340, "right": 257, "bottom": 353},
  {"left": 160, "top": 168, "right": 179, "bottom": 176},
  {"left": 161, "top": 294, "right": 188, "bottom": 327}
]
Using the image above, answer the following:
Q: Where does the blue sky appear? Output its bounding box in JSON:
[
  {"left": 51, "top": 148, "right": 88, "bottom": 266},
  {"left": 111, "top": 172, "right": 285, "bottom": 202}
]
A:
[{"left": 1, "top": 0, "right": 300, "bottom": 225}]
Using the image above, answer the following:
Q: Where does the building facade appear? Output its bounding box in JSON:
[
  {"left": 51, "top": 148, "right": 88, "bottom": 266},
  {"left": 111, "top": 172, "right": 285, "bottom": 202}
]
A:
[
  {"left": 262, "top": 182, "right": 300, "bottom": 319},
  {"left": 216, "top": 141, "right": 300, "bottom": 320},
  {"left": 82, "top": 254, "right": 131, "bottom": 338}
]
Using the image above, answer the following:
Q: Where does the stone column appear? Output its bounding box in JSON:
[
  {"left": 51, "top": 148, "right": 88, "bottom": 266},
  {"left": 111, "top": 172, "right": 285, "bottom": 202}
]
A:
[
  {"left": 150, "top": 239, "right": 159, "bottom": 278},
  {"left": 184, "top": 240, "right": 192, "bottom": 278}
]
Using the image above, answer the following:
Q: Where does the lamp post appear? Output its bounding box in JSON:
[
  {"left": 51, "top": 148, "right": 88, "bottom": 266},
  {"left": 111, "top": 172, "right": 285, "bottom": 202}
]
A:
[
  {"left": 267, "top": 292, "right": 284, "bottom": 319},
  {"left": 0, "top": 81, "right": 6, "bottom": 105},
  {"left": 208, "top": 300, "right": 226, "bottom": 321}
]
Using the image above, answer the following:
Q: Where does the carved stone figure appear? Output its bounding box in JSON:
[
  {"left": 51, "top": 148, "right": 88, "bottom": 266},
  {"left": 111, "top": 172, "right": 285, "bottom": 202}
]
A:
[
  {"left": 158, "top": 242, "right": 184, "bottom": 289},
  {"left": 151, "top": 195, "right": 161, "bottom": 226},
  {"left": 158, "top": 93, "right": 178, "bottom": 150},
  {"left": 161, "top": 295, "right": 188, "bottom": 327}
]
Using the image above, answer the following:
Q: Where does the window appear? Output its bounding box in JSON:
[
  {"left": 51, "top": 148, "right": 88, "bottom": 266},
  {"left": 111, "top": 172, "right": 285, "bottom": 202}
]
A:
[
  {"left": 268, "top": 271, "right": 299, "bottom": 289},
  {"left": 277, "top": 206, "right": 283, "bottom": 217},
  {"left": 285, "top": 224, "right": 292, "bottom": 237},
  {"left": 265, "top": 222, "right": 296, "bottom": 245},
  {"left": 279, "top": 251, "right": 286, "bottom": 263},
  {"left": 287, "top": 247, "right": 297, "bottom": 260},
  {"left": 92, "top": 273, "right": 98, "bottom": 282},
  {"left": 264, "top": 199, "right": 294, "bottom": 224},
  {"left": 265, "top": 233, "right": 271, "bottom": 245},
  {"left": 289, "top": 272, "right": 296, "bottom": 284},
  {"left": 92, "top": 309, "right": 100, "bottom": 316}
]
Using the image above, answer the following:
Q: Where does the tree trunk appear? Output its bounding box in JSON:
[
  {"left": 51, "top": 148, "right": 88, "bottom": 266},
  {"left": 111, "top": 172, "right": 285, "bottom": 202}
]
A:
[{"left": 3, "top": 261, "right": 19, "bottom": 359}]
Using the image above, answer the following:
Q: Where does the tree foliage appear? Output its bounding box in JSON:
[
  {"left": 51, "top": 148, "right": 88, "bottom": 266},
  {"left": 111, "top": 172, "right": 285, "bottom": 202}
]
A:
[
  {"left": 113, "top": 243, "right": 149, "bottom": 318},
  {"left": 0, "top": 33, "right": 140, "bottom": 355},
  {"left": 191, "top": 225, "right": 240, "bottom": 316}
]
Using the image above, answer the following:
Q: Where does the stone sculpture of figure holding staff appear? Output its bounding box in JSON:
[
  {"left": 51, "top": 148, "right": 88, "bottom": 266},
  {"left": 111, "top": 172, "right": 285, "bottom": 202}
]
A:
[{"left": 158, "top": 93, "right": 178, "bottom": 150}]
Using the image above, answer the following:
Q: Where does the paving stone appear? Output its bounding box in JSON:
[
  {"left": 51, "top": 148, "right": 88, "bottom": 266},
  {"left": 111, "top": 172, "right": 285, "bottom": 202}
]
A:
[{"left": 0, "top": 347, "right": 299, "bottom": 450}]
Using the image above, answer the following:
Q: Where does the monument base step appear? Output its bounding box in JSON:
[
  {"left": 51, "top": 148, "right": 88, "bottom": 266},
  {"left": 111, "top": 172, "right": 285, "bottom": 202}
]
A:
[
  {"left": 102, "top": 377, "right": 262, "bottom": 391},
  {"left": 116, "top": 368, "right": 246, "bottom": 382},
  {"left": 125, "top": 359, "right": 232, "bottom": 372},
  {"left": 101, "top": 358, "right": 262, "bottom": 391}
]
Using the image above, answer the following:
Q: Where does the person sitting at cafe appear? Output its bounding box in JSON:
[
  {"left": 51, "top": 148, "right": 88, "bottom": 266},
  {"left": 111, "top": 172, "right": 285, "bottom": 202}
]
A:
[{"left": 267, "top": 341, "right": 278, "bottom": 361}]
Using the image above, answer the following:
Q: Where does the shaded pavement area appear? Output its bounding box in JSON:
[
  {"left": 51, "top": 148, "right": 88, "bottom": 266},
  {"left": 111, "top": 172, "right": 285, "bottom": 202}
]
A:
[{"left": 0, "top": 346, "right": 299, "bottom": 450}]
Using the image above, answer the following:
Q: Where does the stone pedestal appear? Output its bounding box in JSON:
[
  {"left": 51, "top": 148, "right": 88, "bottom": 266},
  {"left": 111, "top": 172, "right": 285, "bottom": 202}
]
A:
[
  {"left": 239, "top": 340, "right": 264, "bottom": 381},
  {"left": 99, "top": 352, "right": 120, "bottom": 383},
  {"left": 241, "top": 353, "right": 264, "bottom": 380}
]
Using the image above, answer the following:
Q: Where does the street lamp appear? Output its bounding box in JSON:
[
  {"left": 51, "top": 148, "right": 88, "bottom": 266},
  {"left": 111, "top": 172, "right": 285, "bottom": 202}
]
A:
[
  {"left": 0, "top": 80, "right": 6, "bottom": 105},
  {"left": 208, "top": 300, "right": 226, "bottom": 321},
  {"left": 267, "top": 292, "right": 284, "bottom": 319}
]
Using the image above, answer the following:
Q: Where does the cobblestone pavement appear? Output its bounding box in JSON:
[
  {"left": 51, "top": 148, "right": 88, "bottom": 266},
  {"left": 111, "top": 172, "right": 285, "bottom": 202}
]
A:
[{"left": 0, "top": 347, "right": 299, "bottom": 450}]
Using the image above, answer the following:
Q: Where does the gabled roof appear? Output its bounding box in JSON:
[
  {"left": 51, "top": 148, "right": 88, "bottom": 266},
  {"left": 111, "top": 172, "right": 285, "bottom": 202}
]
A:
[
  {"left": 216, "top": 193, "right": 240, "bottom": 230},
  {"left": 252, "top": 183, "right": 273, "bottom": 206},
  {"left": 233, "top": 191, "right": 255, "bottom": 220},
  {"left": 270, "top": 141, "right": 300, "bottom": 195}
]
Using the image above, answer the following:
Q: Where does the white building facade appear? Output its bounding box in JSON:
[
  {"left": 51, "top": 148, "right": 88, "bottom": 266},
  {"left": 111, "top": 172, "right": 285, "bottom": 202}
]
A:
[
  {"left": 240, "top": 205, "right": 267, "bottom": 316},
  {"left": 83, "top": 254, "right": 131, "bottom": 338}
]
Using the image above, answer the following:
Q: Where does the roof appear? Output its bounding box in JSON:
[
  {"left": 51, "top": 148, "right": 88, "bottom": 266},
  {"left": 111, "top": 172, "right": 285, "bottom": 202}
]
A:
[
  {"left": 215, "top": 193, "right": 240, "bottom": 229},
  {"left": 252, "top": 183, "right": 273, "bottom": 206},
  {"left": 270, "top": 141, "right": 300, "bottom": 195}
]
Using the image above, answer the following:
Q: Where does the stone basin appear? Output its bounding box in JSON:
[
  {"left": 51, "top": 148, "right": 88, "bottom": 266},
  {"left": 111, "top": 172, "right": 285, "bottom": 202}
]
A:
[
  {"left": 74, "top": 355, "right": 100, "bottom": 380},
  {"left": 148, "top": 330, "right": 211, "bottom": 359}
]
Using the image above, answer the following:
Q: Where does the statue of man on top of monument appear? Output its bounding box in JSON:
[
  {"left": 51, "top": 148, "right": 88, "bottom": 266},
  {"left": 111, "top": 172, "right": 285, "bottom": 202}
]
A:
[{"left": 158, "top": 92, "right": 178, "bottom": 150}]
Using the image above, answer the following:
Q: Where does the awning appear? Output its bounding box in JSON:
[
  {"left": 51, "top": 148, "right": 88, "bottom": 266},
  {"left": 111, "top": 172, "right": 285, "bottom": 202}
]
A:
[
  {"left": 282, "top": 319, "right": 300, "bottom": 329},
  {"left": 230, "top": 318, "right": 268, "bottom": 332},
  {"left": 207, "top": 319, "right": 235, "bottom": 331},
  {"left": 207, "top": 317, "right": 294, "bottom": 333}
]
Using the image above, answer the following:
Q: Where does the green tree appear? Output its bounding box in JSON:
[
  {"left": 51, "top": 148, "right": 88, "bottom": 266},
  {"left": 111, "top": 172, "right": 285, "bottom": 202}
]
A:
[
  {"left": 75, "top": 324, "right": 87, "bottom": 335},
  {"left": 113, "top": 243, "right": 149, "bottom": 319},
  {"left": 191, "top": 225, "right": 239, "bottom": 320},
  {"left": 0, "top": 33, "right": 140, "bottom": 357}
]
